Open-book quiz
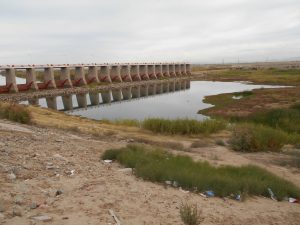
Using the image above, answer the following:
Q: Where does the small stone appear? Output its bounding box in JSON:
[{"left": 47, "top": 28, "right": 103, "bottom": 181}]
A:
[
  {"left": 7, "top": 173, "right": 16, "bottom": 180},
  {"left": 165, "top": 181, "right": 172, "bottom": 185},
  {"left": 0, "top": 199, "right": 5, "bottom": 212},
  {"left": 31, "top": 215, "right": 52, "bottom": 222},
  {"left": 117, "top": 168, "right": 133, "bottom": 173},
  {"left": 55, "top": 189, "right": 63, "bottom": 196},
  {"left": 12, "top": 206, "right": 22, "bottom": 217},
  {"left": 14, "top": 196, "right": 23, "bottom": 205},
  {"left": 30, "top": 202, "right": 38, "bottom": 209},
  {"left": 0, "top": 213, "right": 4, "bottom": 219},
  {"left": 62, "top": 216, "right": 69, "bottom": 220}
]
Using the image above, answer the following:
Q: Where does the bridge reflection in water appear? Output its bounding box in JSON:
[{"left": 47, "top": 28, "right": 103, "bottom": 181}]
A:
[{"left": 26, "top": 79, "right": 190, "bottom": 112}]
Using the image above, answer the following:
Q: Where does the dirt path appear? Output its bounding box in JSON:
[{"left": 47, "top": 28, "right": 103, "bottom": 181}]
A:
[{"left": 0, "top": 120, "right": 299, "bottom": 225}]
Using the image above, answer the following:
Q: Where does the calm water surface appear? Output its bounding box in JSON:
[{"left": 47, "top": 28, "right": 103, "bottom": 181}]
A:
[{"left": 69, "top": 81, "right": 278, "bottom": 120}]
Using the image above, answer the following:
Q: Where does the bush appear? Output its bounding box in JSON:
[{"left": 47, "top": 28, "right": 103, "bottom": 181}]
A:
[
  {"left": 142, "top": 118, "right": 226, "bottom": 135},
  {"left": 0, "top": 102, "right": 31, "bottom": 124},
  {"left": 180, "top": 203, "right": 203, "bottom": 225},
  {"left": 102, "top": 145, "right": 300, "bottom": 200},
  {"left": 215, "top": 139, "right": 226, "bottom": 146},
  {"left": 229, "top": 124, "right": 290, "bottom": 152},
  {"left": 238, "top": 103, "right": 300, "bottom": 134}
]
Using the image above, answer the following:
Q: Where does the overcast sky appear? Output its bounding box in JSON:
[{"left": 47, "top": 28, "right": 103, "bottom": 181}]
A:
[{"left": 0, "top": 0, "right": 299, "bottom": 64}]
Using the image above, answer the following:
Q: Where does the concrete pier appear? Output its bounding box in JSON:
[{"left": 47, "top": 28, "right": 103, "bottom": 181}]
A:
[
  {"left": 89, "top": 92, "right": 100, "bottom": 106},
  {"left": 62, "top": 95, "right": 73, "bottom": 110},
  {"left": 131, "top": 86, "right": 140, "bottom": 98},
  {"left": 140, "top": 85, "right": 148, "bottom": 97},
  {"left": 147, "top": 65, "right": 157, "bottom": 80},
  {"left": 46, "top": 97, "right": 57, "bottom": 110},
  {"left": 99, "top": 66, "right": 111, "bottom": 83},
  {"left": 74, "top": 67, "right": 87, "bottom": 86},
  {"left": 25, "top": 68, "right": 39, "bottom": 90},
  {"left": 5, "top": 68, "right": 18, "bottom": 92},
  {"left": 139, "top": 65, "right": 149, "bottom": 80},
  {"left": 162, "top": 65, "right": 170, "bottom": 77},
  {"left": 0, "top": 63, "right": 192, "bottom": 93},
  {"left": 60, "top": 67, "right": 73, "bottom": 87},
  {"left": 76, "top": 93, "right": 87, "bottom": 108},
  {"left": 120, "top": 65, "right": 132, "bottom": 82},
  {"left": 130, "top": 65, "right": 141, "bottom": 81},
  {"left": 87, "top": 66, "right": 99, "bottom": 83},
  {"left": 175, "top": 64, "right": 181, "bottom": 76},
  {"left": 101, "top": 91, "right": 111, "bottom": 103},
  {"left": 44, "top": 67, "right": 56, "bottom": 89},
  {"left": 110, "top": 66, "right": 122, "bottom": 83},
  {"left": 169, "top": 64, "right": 176, "bottom": 77},
  {"left": 155, "top": 64, "right": 163, "bottom": 79},
  {"left": 122, "top": 87, "right": 132, "bottom": 100},
  {"left": 112, "top": 89, "right": 122, "bottom": 101}
]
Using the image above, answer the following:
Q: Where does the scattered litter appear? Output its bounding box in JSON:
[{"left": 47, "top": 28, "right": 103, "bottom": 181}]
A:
[
  {"left": 267, "top": 188, "right": 277, "bottom": 201},
  {"left": 200, "top": 193, "right": 207, "bottom": 198},
  {"left": 236, "top": 194, "right": 241, "bottom": 201},
  {"left": 232, "top": 96, "right": 243, "bottom": 99},
  {"left": 165, "top": 181, "right": 172, "bottom": 185},
  {"left": 109, "top": 209, "right": 121, "bottom": 225},
  {"left": 70, "top": 170, "right": 75, "bottom": 176},
  {"left": 204, "top": 190, "right": 215, "bottom": 197},
  {"left": 179, "top": 187, "right": 189, "bottom": 194},
  {"left": 103, "top": 159, "right": 112, "bottom": 164},
  {"left": 31, "top": 215, "right": 53, "bottom": 222},
  {"left": 117, "top": 168, "right": 132, "bottom": 174},
  {"left": 288, "top": 198, "right": 299, "bottom": 203}
]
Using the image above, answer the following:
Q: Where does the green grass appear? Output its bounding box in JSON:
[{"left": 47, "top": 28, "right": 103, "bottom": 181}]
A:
[
  {"left": 180, "top": 203, "right": 203, "bottom": 225},
  {"left": 229, "top": 123, "right": 292, "bottom": 152},
  {"left": 0, "top": 102, "right": 31, "bottom": 124},
  {"left": 241, "top": 103, "right": 300, "bottom": 134},
  {"left": 102, "top": 145, "right": 300, "bottom": 200},
  {"left": 206, "top": 68, "right": 300, "bottom": 85},
  {"left": 142, "top": 118, "right": 226, "bottom": 135}
]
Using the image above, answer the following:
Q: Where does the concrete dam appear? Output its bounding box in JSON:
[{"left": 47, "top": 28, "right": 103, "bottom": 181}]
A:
[{"left": 0, "top": 63, "right": 191, "bottom": 93}]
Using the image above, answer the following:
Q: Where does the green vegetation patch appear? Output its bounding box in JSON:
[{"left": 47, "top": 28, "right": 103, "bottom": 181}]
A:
[
  {"left": 243, "top": 103, "right": 300, "bottom": 134},
  {"left": 142, "top": 118, "right": 226, "bottom": 135},
  {"left": 102, "top": 145, "right": 300, "bottom": 200},
  {"left": 229, "top": 123, "right": 292, "bottom": 152},
  {"left": 0, "top": 102, "right": 31, "bottom": 124}
]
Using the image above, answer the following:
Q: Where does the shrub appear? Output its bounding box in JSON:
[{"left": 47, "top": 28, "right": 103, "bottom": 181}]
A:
[
  {"left": 215, "top": 139, "right": 226, "bottom": 146},
  {"left": 142, "top": 118, "right": 226, "bottom": 135},
  {"left": 180, "top": 203, "right": 203, "bottom": 225},
  {"left": 241, "top": 103, "right": 300, "bottom": 134},
  {"left": 0, "top": 102, "right": 31, "bottom": 124},
  {"left": 229, "top": 124, "right": 289, "bottom": 152},
  {"left": 102, "top": 145, "right": 300, "bottom": 200},
  {"left": 190, "top": 140, "right": 208, "bottom": 148}
]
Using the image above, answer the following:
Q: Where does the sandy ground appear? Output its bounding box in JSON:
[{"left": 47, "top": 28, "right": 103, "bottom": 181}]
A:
[{"left": 0, "top": 120, "right": 300, "bottom": 225}]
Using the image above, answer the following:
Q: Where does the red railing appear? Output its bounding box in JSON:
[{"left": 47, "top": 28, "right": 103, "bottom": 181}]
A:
[
  {"left": 0, "top": 83, "right": 13, "bottom": 93},
  {"left": 17, "top": 81, "right": 33, "bottom": 91},
  {"left": 72, "top": 78, "right": 83, "bottom": 86},
  {"left": 55, "top": 79, "right": 68, "bottom": 88},
  {"left": 37, "top": 80, "right": 52, "bottom": 90},
  {"left": 100, "top": 76, "right": 109, "bottom": 82},
  {"left": 87, "top": 77, "right": 96, "bottom": 84}
]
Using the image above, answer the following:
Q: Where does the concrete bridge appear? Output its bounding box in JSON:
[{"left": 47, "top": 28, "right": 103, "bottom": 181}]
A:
[
  {"left": 0, "top": 63, "right": 191, "bottom": 93},
  {"left": 26, "top": 79, "right": 190, "bottom": 111}
]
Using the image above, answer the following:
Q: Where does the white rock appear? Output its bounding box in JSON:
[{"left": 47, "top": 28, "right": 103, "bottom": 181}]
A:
[
  {"left": 117, "top": 168, "right": 133, "bottom": 173},
  {"left": 7, "top": 173, "right": 16, "bottom": 180},
  {"left": 31, "top": 215, "right": 53, "bottom": 222}
]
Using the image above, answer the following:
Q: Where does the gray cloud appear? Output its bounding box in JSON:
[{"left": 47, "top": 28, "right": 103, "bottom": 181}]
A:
[{"left": 0, "top": 0, "right": 299, "bottom": 64}]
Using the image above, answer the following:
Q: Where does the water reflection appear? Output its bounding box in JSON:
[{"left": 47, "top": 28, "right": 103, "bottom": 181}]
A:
[{"left": 20, "top": 80, "right": 282, "bottom": 121}]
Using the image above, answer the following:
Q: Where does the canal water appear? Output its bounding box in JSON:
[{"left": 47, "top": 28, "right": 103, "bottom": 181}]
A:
[{"left": 0, "top": 75, "right": 280, "bottom": 121}]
